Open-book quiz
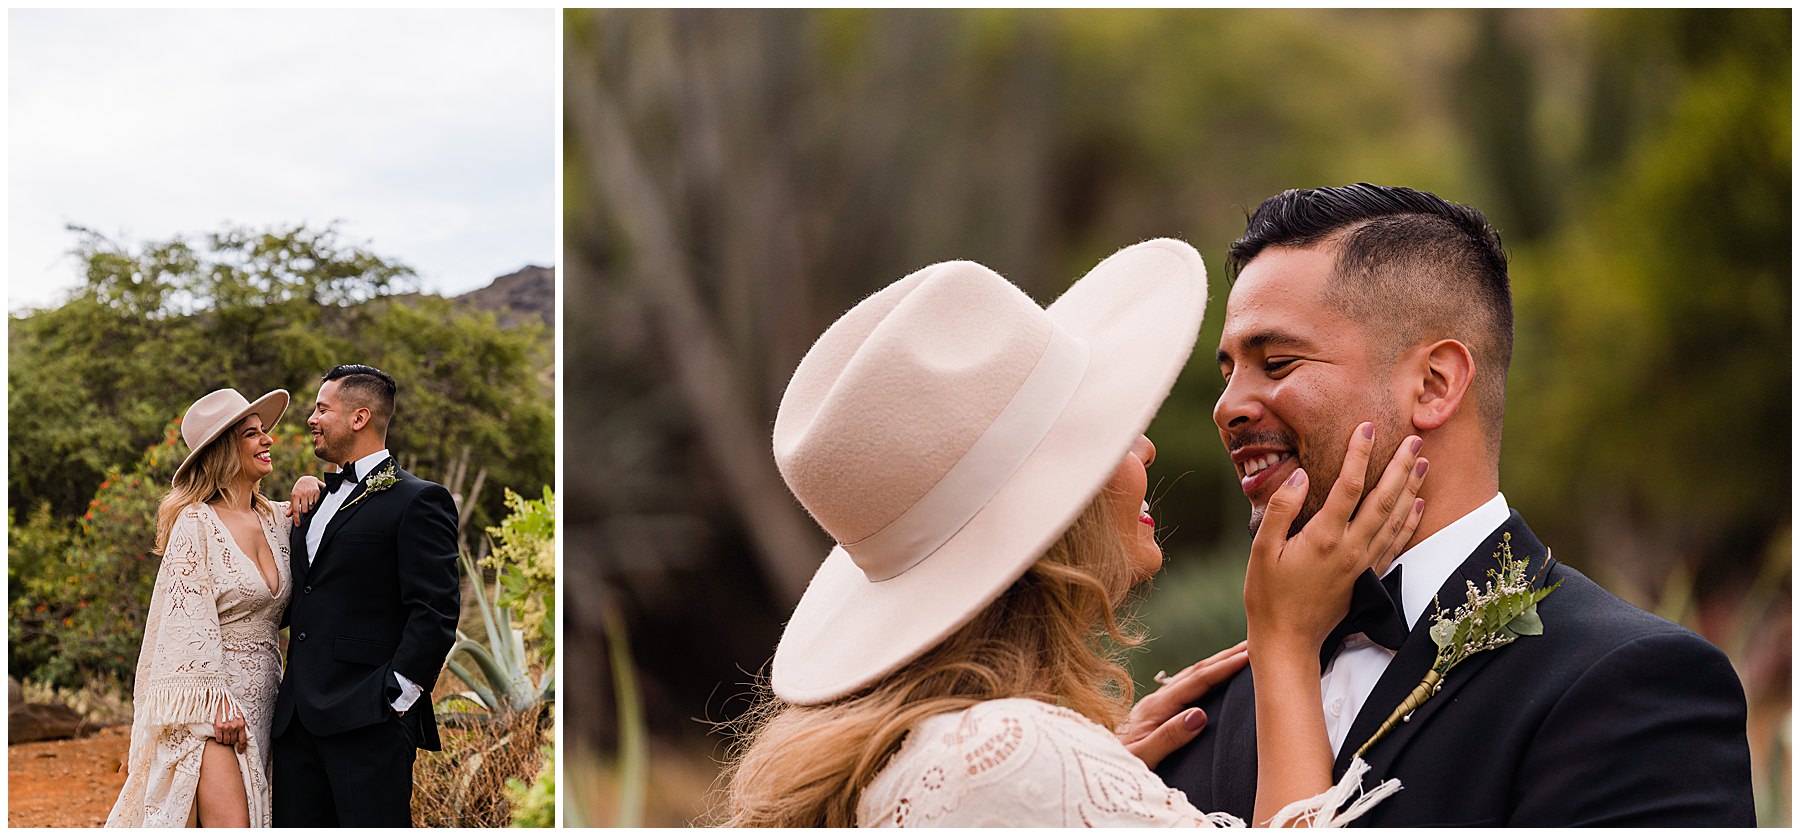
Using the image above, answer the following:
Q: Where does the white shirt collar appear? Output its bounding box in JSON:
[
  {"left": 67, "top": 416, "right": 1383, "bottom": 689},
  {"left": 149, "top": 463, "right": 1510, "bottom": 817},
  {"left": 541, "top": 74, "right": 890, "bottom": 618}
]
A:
[
  {"left": 342, "top": 449, "right": 391, "bottom": 486},
  {"left": 1383, "top": 492, "right": 1510, "bottom": 627}
]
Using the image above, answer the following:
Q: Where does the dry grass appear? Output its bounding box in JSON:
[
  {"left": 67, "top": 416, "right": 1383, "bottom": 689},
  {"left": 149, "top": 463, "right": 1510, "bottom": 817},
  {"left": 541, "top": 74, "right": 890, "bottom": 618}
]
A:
[{"left": 411, "top": 704, "right": 551, "bottom": 827}]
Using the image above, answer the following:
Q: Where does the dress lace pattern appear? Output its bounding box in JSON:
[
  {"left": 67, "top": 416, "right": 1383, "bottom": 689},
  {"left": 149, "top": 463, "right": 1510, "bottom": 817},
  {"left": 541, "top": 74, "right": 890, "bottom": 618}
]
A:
[
  {"left": 856, "top": 698, "right": 1398, "bottom": 828},
  {"left": 857, "top": 698, "right": 1240, "bottom": 827},
  {"left": 105, "top": 502, "right": 291, "bottom": 828}
]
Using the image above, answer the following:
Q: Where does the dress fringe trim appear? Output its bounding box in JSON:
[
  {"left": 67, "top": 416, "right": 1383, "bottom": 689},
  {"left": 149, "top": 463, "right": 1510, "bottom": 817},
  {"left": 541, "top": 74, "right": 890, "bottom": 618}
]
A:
[
  {"left": 136, "top": 677, "right": 242, "bottom": 726},
  {"left": 1265, "top": 757, "right": 1402, "bottom": 828}
]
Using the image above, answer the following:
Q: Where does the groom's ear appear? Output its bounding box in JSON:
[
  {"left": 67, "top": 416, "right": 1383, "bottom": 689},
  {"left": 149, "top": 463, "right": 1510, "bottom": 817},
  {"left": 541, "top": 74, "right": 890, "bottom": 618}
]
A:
[
  {"left": 1409, "top": 339, "right": 1475, "bottom": 432},
  {"left": 349, "top": 407, "right": 372, "bottom": 432}
]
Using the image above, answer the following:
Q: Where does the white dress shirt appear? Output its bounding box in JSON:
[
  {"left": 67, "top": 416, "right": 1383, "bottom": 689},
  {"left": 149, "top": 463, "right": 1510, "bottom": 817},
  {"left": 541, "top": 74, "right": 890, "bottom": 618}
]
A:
[
  {"left": 302, "top": 449, "right": 421, "bottom": 713},
  {"left": 1320, "top": 492, "right": 1510, "bottom": 754}
]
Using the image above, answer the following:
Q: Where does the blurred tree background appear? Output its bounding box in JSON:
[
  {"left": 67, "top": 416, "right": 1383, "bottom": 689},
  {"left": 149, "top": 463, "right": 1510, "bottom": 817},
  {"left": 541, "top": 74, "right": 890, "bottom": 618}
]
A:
[{"left": 564, "top": 8, "right": 1790, "bottom": 826}]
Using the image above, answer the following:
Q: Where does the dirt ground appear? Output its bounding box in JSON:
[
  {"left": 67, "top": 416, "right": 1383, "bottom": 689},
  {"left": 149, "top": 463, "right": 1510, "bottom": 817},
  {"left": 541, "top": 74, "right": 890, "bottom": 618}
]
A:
[{"left": 9, "top": 725, "right": 130, "bottom": 827}]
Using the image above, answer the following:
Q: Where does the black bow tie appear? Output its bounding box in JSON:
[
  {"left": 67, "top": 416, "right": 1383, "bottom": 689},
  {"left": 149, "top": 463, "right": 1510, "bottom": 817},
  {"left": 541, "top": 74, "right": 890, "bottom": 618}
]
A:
[
  {"left": 323, "top": 462, "right": 359, "bottom": 492},
  {"left": 1320, "top": 565, "right": 1409, "bottom": 668}
]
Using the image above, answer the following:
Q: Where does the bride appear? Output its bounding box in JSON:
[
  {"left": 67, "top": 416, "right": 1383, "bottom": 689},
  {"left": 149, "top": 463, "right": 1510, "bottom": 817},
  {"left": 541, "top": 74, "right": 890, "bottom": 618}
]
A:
[
  {"left": 106, "top": 388, "right": 321, "bottom": 828},
  {"left": 723, "top": 240, "right": 1426, "bottom": 826}
]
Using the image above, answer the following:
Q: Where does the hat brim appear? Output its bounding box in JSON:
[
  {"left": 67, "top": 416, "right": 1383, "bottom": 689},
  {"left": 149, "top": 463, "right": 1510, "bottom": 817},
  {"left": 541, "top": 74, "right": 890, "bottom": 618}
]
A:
[
  {"left": 172, "top": 389, "right": 291, "bottom": 485},
  {"left": 773, "top": 239, "right": 1207, "bottom": 704}
]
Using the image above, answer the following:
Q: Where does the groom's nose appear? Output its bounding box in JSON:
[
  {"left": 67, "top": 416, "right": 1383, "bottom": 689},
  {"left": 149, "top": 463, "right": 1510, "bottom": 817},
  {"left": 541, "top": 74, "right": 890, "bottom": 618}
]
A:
[{"left": 1213, "top": 377, "right": 1266, "bottom": 434}]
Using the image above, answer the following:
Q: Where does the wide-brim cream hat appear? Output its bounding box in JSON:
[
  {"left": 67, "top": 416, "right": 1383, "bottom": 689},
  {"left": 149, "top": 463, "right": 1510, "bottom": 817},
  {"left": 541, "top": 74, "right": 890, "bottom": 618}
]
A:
[
  {"left": 770, "top": 238, "right": 1207, "bottom": 704},
  {"left": 173, "top": 388, "right": 289, "bottom": 485}
]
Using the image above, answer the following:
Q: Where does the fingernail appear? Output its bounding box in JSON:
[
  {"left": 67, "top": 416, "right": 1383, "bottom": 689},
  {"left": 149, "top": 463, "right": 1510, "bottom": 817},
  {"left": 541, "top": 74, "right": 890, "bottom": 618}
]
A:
[
  {"left": 1184, "top": 708, "right": 1207, "bottom": 731},
  {"left": 1361, "top": 422, "right": 1374, "bottom": 440},
  {"left": 1409, "top": 436, "right": 1422, "bottom": 454},
  {"left": 1415, "top": 458, "right": 1429, "bottom": 477},
  {"left": 1286, "top": 468, "right": 1306, "bottom": 487},
  {"left": 1414, "top": 498, "right": 1425, "bottom": 514}
]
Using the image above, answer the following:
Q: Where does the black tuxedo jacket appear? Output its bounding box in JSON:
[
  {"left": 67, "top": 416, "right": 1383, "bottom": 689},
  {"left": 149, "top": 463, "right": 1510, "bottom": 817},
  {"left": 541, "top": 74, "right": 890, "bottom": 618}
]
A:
[
  {"left": 273, "top": 461, "right": 461, "bottom": 751},
  {"left": 1157, "top": 511, "right": 1755, "bottom": 826}
]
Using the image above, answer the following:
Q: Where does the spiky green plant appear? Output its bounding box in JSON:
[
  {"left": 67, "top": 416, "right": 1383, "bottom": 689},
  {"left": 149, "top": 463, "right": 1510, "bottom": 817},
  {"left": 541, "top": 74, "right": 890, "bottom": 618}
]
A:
[{"left": 444, "top": 546, "right": 554, "bottom": 717}]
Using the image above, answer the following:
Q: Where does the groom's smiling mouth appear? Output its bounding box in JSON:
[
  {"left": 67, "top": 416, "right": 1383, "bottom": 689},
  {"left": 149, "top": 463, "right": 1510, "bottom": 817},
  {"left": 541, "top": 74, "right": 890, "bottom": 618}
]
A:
[{"left": 1231, "top": 446, "right": 1295, "bottom": 499}]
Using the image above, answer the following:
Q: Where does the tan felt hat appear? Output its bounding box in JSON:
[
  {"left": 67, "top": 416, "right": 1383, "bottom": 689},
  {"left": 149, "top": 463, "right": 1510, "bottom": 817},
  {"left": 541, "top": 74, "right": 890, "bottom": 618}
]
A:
[
  {"left": 770, "top": 238, "right": 1207, "bottom": 703},
  {"left": 172, "top": 388, "right": 289, "bottom": 485}
]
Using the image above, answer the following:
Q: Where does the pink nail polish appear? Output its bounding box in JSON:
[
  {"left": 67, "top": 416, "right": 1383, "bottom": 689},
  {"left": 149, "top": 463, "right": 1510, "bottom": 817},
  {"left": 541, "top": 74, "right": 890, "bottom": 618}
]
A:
[
  {"left": 1409, "top": 436, "right": 1423, "bottom": 454},
  {"left": 1286, "top": 468, "right": 1306, "bottom": 487},
  {"left": 1361, "top": 422, "right": 1375, "bottom": 439},
  {"left": 1415, "top": 458, "right": 1429, "bottom": 477},
  {"left": 1184, "top": 709, "right": 1207, "bottom": 731}
]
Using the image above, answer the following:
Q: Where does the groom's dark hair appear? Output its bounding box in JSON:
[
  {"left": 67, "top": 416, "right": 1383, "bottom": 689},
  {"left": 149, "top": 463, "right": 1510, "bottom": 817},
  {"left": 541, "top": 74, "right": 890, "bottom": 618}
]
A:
[
  {"left": 1227, "top": 183, "right": 1513, "bottom": 449},
  {"left": 324, "top": 364, "right": 398, "bottom": 434}
]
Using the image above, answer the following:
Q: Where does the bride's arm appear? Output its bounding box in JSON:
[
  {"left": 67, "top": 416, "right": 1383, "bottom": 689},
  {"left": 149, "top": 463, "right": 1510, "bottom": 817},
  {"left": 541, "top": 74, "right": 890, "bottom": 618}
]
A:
[{"left": 1245, "top": 423, "right": 1427, "bottom": 826}]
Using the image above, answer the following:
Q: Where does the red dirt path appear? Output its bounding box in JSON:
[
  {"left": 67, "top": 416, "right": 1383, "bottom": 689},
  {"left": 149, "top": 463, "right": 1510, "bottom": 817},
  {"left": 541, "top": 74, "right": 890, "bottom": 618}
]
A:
[{"left": 8, "top": 725, "right": 130, "bottom": 827}]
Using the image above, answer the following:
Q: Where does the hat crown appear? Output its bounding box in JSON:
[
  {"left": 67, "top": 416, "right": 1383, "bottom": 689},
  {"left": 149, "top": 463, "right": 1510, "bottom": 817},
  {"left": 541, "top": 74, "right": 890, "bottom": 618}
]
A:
[
  {"left": 183, "top": 389, "right": 256, "bottom": 451},
  {"left": 774, "top": 261, "right": 1081, "bottom": 581}
]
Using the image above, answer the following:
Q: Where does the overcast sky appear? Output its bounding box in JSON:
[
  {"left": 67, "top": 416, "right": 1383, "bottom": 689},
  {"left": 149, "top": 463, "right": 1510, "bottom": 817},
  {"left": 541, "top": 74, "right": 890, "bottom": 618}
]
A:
[{"left": 8, "top": 8, "right": 556, "bottom": 313}]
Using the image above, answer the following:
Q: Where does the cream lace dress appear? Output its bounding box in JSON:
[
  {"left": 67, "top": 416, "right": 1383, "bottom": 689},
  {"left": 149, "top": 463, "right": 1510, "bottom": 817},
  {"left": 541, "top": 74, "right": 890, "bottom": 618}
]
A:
[
  {"left": 856, "top": 698, "right": 1396, "bottom": 828},
  {"left": 105, "top": 502, "right": 291, "bottom": 828}
]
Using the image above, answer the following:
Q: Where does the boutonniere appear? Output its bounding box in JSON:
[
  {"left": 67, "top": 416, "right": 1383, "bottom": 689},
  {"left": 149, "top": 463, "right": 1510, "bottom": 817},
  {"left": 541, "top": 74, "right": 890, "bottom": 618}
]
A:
[
  {"left": 1354, "top": 533, "right": 1561, "bottom": 758},
  {"left": 339, "top": 460, "right": 399, "bottom": 513}
]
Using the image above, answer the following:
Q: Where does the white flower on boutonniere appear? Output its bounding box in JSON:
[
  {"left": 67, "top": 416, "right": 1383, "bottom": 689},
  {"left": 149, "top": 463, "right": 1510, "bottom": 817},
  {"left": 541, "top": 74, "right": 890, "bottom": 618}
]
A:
[
  {"left": 339, "top": 461, "right": 400, "bottom": 513},
  {"left": 1354, "top": 532, "right": 1562, "bottom": 758}
]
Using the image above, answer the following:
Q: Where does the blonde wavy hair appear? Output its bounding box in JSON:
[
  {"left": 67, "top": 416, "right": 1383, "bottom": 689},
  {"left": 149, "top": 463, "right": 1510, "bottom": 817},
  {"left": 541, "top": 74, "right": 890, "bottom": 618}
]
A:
[
  {"left": 717, "top": 493, "right": 1146, "bottom": 826},
  {"left": 153, "top": 417, "right": 272, "bottom": 555}
]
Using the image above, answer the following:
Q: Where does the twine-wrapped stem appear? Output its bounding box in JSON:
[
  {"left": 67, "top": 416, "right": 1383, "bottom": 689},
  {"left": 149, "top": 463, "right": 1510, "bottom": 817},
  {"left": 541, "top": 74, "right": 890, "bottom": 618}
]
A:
[{"left": 1353, "top": 669, "right": 1442, "bottom": 758}]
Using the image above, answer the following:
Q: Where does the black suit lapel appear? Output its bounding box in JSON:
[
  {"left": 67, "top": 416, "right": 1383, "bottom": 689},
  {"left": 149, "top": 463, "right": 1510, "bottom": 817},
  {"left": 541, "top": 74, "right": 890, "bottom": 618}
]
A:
[
  {"left": 316, "top": 479, "right": 376, "bottom": 561},
  {"left": 1335, "top": 511, "right": 1556, "bottom": 776},
  {"left": 316, "top": 458, "right": 404, "bottom": 563}
]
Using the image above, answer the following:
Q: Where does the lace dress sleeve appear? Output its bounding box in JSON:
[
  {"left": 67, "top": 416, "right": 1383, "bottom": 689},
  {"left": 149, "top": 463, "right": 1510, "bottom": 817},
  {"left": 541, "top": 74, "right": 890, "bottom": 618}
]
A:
[
  {"left": 132, "top": 507, "right": 241, "bottom": 731},
  {"left": 271, "top": 500, "right": 292, "bottom": 539}
]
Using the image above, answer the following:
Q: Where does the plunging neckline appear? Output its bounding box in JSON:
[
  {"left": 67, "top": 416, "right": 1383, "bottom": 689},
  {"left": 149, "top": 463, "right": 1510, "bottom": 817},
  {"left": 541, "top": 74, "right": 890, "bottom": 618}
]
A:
[{"left": 203, "top": 502, "right": 281, "bottom": 598}]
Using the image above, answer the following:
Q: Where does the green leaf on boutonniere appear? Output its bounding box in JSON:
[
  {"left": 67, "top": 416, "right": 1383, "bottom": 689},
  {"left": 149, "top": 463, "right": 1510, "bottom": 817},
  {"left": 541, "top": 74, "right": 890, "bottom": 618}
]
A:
[
  {"left": 339, "top": 460, "right": 400, "bottom": 513},
  {"left": 1428, "top": 618, "right": 1455, "bottom": 649},
  {"left": 1509, "top": 606, "right": 1544, "bottom": 637},
  {"left": 1355, "top": 532, "right": 1562, "bottom": 758}
]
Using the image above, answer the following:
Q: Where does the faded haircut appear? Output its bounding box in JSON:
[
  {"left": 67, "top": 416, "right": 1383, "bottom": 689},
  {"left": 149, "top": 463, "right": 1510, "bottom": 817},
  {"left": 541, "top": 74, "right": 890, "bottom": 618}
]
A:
[
  {"left": 1228, "top": 183, "right": 1512, "bottom": 449},
  {"left": 323, "top": 363, "right": 398, "bottom": 432}
]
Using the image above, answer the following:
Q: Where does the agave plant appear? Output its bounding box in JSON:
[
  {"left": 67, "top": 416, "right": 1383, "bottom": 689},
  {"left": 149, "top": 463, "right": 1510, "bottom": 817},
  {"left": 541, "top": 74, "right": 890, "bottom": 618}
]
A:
[{"left": 443, "top": 546, "right": 554, "bottom": 722}]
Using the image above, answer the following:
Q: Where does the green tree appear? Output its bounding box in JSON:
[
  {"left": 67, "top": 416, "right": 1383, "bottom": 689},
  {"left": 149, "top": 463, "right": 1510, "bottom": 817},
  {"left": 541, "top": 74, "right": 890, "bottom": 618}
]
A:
[{"left": 8, "top": 224, "right": 550, "bottom": 531}]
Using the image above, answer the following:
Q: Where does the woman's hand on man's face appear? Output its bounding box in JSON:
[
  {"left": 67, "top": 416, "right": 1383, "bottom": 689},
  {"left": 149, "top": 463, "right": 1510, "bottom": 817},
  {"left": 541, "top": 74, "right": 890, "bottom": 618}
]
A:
[{"left": 1243, "top": 422, "right": 1428, "bottom": 665}]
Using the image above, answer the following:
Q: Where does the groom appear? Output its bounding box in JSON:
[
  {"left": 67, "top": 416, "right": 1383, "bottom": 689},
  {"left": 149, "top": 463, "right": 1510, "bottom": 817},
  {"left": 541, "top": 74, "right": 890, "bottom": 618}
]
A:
[
  {"left": 272, "top": 364, "right": 462, "bottom": 826},
  {"left": 1157, "top": 184, "right": 1755, "bottom": 824}
]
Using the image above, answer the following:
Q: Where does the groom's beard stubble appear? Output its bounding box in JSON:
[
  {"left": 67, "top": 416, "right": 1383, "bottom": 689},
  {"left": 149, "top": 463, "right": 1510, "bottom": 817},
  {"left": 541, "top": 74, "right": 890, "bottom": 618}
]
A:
[
  {"left": 1241, "top": 425, "right": 1402, "bottom": 540},
  {"left": 1236, "top": 427, "right": 1330, "bottom": 539},
  {"left": 311, "top": 428, "right": 345, "bottom": 466}
]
